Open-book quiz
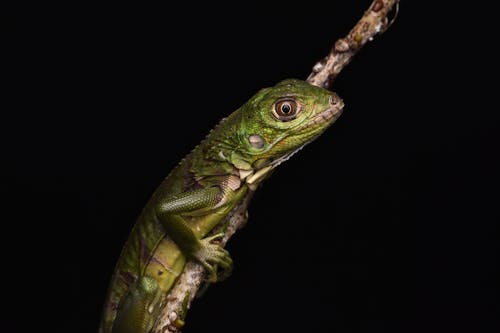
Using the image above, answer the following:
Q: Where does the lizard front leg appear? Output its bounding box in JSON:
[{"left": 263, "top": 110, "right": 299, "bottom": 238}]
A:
[
  {"left": 111, "top": 186, "right": 235, "bottom": 333},
  {"left": 154, "top": 185, "right": 237, "bottom": 282}
]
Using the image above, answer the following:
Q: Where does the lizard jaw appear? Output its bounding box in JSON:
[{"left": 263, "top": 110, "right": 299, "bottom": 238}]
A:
[{"left": 299, "top": 94, "right": 344, "bottom": 130}]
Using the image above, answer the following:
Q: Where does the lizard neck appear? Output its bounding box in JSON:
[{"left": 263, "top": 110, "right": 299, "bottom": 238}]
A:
[
  {"left": 190, "top": 111, "right": 244, "bottom": 178},
  {"left": 189, "top": 109, "right": 279, "bottom": 189}
]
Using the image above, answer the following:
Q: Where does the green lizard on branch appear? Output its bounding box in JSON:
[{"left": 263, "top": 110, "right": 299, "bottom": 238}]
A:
[
  {"left": 100, "top": 1, "right": 398, "bottom": 331},
  {"left": 99, "top": 79, "right": 344, "bottom": 333}
]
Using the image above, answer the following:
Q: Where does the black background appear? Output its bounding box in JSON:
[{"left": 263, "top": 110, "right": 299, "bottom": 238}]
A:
[{"left": 2, "top": 1, "right": 498, "bottom": 332}]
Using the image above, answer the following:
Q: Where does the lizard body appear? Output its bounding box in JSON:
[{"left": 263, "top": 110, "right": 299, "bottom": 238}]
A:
[{"left": 99, "top": 79, "right": 343, "bottom": 333}]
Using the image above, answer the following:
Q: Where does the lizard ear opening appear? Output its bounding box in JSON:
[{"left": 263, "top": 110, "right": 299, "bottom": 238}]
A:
[{"left": 248, "top": 134, "right": 265, "bottom": 149}]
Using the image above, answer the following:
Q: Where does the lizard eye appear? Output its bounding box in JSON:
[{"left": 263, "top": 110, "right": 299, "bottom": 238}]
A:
[{"left": 273, "top": 99, "right": 299, "bottom": 122}]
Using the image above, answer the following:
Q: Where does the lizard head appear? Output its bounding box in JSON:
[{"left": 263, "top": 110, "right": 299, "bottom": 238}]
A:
[{"left": 233, "top": 79, "right": 344, "bottom": 173}]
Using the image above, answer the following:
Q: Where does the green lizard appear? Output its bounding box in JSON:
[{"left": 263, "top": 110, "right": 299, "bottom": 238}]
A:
[{"left": 99, "top": 79, "right": 344, "bottom": 333}]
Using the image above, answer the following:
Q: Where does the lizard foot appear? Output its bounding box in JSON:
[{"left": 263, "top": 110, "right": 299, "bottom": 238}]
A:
[{"left": 192, "top": 232, "right": 233, "bottom": 282}]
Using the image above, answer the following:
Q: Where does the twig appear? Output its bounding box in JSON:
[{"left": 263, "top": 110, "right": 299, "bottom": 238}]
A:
[
  {"left": 307, "top": 0, "right": 399, "bottom": 88},
  {"left": 152, "top": 1, "right": 398, "bottom": 332}
]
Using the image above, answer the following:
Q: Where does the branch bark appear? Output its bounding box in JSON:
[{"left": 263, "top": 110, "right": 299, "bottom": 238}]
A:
[
  {"left": 152, "top": 1, "right": 398, "bottom": 332},
  {"left": 307, "top": 0, "right": 399, "bottom": 89}
]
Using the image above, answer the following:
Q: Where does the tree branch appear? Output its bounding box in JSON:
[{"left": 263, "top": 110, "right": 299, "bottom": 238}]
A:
[
  {"left": 307, "top": 0, "right": 399, "bottom": 89},
  {"left": 152, "top": 1, "right": 398, "bottom": 332}
]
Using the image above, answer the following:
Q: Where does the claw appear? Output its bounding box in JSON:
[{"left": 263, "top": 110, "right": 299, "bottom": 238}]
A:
[
  {"left": 204, "top": 232, "right": 225, "bottom": 243},
  {"left": 213, "top": 256, "right": 232, "bottom": 269},
  {"left": 217, "top": 258, "right": 233, "bottom": 281},
  {"left": 203, "top": 262, "right": 218, "bottom": 282},
  {"left": 191, "top": 233, "right": 233, "bottom": 283}
]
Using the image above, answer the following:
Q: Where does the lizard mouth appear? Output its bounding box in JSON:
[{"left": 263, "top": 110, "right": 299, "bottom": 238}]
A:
[{"left": 300, "top": 94, "right": 344, "bottom": 130}]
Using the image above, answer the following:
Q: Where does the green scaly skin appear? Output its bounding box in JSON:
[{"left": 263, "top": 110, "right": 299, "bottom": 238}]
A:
[{"left": 99, "top": 79, "right": 343, "bottom": 333}]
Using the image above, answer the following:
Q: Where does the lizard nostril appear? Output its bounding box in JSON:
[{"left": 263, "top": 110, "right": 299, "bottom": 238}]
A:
[{"left": 329, "top": 94, "right": 339, "bottom": 105}]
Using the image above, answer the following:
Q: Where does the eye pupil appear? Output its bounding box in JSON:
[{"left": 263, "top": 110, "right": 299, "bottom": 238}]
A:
[
  {"left": 281, "top": 104, "right": 291, "bottom": 114},
  {"left": 274, "top": 99, "right": 298, "bottom": 121}
]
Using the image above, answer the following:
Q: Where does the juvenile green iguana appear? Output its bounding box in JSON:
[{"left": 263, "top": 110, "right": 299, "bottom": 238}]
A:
[{"left": 99, "top": 79, "right": 344, "bottom": 333}]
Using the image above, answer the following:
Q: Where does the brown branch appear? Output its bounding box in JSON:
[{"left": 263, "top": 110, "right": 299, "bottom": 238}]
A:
[
  {"left": 307, "top": 0, "right": 399, "bottom": 89},
  {"left": 152, "top": 1, "right": 398, "bottom": 332}
]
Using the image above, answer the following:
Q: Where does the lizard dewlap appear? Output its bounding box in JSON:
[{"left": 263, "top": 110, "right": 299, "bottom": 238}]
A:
[{"left": 99, "top": 79, "right": 343, "bottom": 333}]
